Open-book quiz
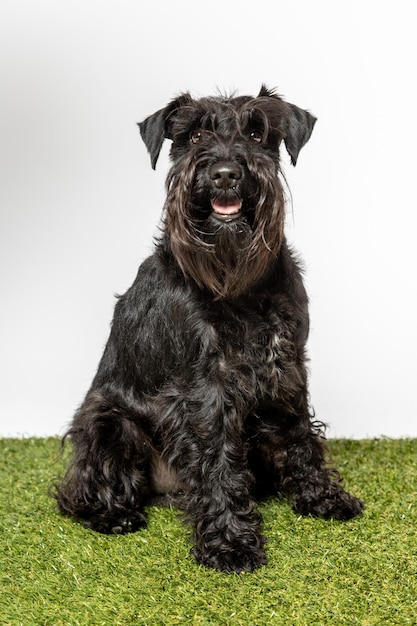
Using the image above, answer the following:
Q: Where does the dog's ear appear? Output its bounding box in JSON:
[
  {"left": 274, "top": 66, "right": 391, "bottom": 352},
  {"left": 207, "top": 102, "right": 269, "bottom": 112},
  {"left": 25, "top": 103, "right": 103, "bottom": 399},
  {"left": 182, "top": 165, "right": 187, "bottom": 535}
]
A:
[
  {"left": 138, "top": 94, "right": 192, "bottom": 169},
  {"left": 257, "top": 86, "right": 316, "bottom": 166},
  {"left": 284, "top": 103, "right": 317, "bottom": 166}
]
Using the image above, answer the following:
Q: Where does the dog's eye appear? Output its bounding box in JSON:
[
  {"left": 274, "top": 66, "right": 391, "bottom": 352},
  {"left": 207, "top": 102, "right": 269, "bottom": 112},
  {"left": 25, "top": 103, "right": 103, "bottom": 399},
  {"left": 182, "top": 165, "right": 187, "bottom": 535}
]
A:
[
  {"left": 249, "top": 130, "right": 263, "bottom": 144},
  {"left": 190, "top": 130, "right": 205, "bottom": 145}
]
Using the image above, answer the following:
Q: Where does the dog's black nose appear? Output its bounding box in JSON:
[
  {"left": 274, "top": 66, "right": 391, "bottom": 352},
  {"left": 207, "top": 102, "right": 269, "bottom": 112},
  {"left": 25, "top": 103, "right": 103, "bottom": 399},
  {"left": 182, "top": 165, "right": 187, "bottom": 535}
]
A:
[{"left": 210, "top": 162, "right": 242, "bottom": 189}]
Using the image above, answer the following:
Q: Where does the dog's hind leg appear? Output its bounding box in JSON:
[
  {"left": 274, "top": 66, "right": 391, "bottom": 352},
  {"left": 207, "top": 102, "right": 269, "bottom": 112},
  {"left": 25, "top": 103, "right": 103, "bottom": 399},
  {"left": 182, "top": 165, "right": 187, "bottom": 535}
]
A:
[
  {"left": 56, "top": 390, "right": 152, "bottom": 534},
  {"left": 249, "top": 405, "right": 364, "bottom": 521},
  {"left": 282, "top": 417, "right": 365, "bottom": 521}
]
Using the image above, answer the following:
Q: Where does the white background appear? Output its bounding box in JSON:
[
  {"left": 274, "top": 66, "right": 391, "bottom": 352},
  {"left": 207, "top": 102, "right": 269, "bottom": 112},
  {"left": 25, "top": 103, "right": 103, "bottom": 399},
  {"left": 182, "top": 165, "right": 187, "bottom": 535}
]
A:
[{"left": 1, "top": 0, "right": 416, "bottom": 437}]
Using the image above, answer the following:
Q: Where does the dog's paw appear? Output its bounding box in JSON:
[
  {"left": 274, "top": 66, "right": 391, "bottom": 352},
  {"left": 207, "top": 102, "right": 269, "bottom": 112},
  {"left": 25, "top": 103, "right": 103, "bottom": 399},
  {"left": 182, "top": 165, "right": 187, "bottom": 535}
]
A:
[
  {"left": 193, "top": 542, "right": 267, "bottom": 573},
  {"left": 82, "top": 511, "right": 147, "bottom": 534},
  {"left": 293, "top": 488, "right": 364, "bottom": 521}
]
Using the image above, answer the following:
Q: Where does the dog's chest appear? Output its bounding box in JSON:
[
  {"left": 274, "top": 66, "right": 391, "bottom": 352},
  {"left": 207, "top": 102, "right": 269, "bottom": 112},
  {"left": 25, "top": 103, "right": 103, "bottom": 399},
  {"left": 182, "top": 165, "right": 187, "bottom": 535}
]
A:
[{"left": 216, "top": 309, "right": 299, "bottom": 402}]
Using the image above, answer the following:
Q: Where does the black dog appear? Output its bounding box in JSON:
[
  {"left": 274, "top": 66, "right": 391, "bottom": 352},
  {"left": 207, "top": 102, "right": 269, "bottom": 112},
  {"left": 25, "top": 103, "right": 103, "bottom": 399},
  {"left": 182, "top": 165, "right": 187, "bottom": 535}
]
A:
[{"left": 57, "top": 86, "right": 363, "bottom": 572}]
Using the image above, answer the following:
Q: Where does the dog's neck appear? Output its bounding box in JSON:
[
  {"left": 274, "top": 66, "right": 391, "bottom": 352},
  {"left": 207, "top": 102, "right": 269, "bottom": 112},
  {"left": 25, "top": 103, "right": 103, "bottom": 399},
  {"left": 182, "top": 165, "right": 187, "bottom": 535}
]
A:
[{"left": 159, "top": 226, "right": 288, "bottom": 300}]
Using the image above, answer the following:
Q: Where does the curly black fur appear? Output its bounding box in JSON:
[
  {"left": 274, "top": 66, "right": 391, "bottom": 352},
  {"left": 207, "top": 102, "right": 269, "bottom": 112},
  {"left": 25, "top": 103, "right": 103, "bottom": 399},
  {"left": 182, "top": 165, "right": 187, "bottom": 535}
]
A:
[{"left": 56, "top": 86, "right": 364, "bottom": 573}]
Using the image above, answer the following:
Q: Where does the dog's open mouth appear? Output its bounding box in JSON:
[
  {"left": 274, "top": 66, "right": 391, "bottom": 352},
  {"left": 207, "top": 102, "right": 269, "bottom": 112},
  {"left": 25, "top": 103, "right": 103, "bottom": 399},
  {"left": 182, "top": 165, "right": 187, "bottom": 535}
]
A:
[{"left": 210, "top": 198, "right": 242, "bottom": 221}]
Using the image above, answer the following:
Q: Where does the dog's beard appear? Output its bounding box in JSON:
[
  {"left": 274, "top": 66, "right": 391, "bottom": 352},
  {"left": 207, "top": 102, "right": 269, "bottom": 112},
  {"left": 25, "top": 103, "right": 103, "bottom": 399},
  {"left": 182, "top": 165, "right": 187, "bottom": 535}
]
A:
[
  {"left": 164, "top": 157, "right": 285, "bottom": 299},
  {"left": 186, "top": 215, "right": 254, "bottom": 297}
]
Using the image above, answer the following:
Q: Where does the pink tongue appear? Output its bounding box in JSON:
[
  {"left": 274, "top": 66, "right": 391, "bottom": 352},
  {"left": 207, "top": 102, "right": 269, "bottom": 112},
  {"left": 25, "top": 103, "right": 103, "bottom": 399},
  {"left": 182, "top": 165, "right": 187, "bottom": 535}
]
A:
[{"left": 211, "top": 199, "right": 241, "bottom": 215}]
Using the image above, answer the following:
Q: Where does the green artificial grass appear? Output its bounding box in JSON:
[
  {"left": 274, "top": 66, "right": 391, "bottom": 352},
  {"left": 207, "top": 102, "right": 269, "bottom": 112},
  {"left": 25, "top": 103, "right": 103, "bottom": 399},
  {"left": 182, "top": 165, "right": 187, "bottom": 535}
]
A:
[{"left": 1, "top": 438, "right": 417, "bottom": 625}]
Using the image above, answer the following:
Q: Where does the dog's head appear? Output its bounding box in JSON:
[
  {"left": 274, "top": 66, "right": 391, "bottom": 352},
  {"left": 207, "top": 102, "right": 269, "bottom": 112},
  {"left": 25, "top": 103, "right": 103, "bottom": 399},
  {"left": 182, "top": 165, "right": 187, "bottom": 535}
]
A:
[{"left": 139, "top": 87, "right": 316, "bottom": 298}]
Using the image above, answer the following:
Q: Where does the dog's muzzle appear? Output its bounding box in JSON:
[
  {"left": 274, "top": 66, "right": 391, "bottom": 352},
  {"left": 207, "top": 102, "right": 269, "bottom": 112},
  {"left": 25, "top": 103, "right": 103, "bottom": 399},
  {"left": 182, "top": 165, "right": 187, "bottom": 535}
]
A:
[{"left": 209, "top": 161, "right": 243, "bottom": 221}]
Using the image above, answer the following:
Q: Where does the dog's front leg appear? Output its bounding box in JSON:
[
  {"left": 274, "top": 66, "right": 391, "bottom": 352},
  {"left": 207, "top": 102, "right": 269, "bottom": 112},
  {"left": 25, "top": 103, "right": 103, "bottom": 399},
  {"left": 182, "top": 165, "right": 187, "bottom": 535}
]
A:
[
  {"left": 165, "top": 384, "right": 267, "bottom": 573},
  {"left": 190, "top": 433, "right": 267, "bottom": 573}
]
